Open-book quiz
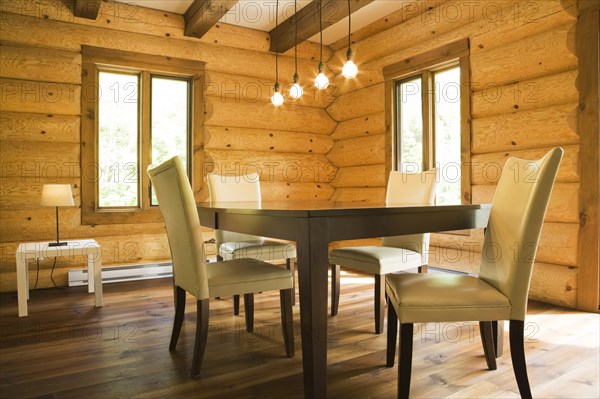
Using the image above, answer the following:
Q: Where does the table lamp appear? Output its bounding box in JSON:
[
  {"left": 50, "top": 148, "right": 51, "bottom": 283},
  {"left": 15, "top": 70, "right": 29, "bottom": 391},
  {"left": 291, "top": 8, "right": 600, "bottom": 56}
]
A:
[{"left": 41, "top": 184, "right": 74, "bottom": 247}]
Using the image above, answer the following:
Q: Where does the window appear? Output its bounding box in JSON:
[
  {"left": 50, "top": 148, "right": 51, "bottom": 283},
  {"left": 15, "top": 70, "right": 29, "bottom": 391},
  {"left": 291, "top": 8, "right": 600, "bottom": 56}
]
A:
[
  {"left": 81, "top": 47, "right": 204, "bottom": 224},
  {"left": 384, "top": 40, "right": 471, "bottom": 205}
]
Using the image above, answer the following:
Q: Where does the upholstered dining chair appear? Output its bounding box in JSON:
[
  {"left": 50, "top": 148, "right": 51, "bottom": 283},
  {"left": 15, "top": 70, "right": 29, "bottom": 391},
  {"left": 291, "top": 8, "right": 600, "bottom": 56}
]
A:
[
  {"left": 207, "top": 173, "right": 297, "bottom": 312},
  {"left": 329, "top": 169, "right": 437, "bottom": 333},
  {"left": 148, "top": 157, "right": 294, "bottom": 377},
  {"left": 385, "top": 147, "right": 563, "bottom": 398}
]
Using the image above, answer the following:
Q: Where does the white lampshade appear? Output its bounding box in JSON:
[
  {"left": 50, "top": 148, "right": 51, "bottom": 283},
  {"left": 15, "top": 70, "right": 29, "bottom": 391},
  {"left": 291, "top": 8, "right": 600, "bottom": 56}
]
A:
[{"left": 41, "top": 184, "right": 75, "bottom": 207}]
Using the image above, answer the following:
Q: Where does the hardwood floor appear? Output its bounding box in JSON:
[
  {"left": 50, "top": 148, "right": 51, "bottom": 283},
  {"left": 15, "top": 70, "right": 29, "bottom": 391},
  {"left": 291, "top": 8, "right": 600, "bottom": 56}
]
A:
[{"left": 1, "top": 271, "right": 598, "bottom": 398}]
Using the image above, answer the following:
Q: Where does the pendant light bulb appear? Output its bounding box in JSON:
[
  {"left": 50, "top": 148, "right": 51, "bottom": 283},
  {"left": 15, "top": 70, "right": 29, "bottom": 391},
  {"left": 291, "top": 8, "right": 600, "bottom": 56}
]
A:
[
  {"left": 315, "top": 63, "right": 329, "bottom": 90},
  {"left": 290, "top": 83, "right": 303, "bottom": 99},
  {"left": 271, "top": 83, "right": 284, "bottom": 107},
  {"left": 342, "top": 60, "right": 358, "bottom": 79}
]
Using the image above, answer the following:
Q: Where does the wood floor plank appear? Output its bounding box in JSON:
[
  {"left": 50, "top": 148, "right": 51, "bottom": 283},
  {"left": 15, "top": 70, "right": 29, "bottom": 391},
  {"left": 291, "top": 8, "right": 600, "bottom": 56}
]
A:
[{"left": 0, "top": 273, "right": 598, "bottom": 398}]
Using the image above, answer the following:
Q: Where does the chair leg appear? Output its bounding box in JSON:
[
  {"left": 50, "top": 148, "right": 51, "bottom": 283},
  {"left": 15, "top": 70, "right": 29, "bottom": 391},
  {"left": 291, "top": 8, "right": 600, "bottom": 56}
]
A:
[
  {"left": 398, "top": 323, "right": 414, "bottom": 399},
  {"left": 233, "top": 294, "right": 240, "bottom": 316},
  {"left": 286, "top": 258, "right": 296, "bottom": 306},
  {"left": 479, "top": 321, "right": 498, "bottom": 370},
  {"left": 191, "top": 299, "right": 209, "bottom": 377},
  {"left": 386, "top": 300, "right": 398, "bottom": 367},
  {"left": 374, "top": 274, "right": 385, "bottom": 334},
  {"left": 244, "top": 293, "right": 254, "bottom": 333},
  {"left": 493, "top": 320, "right": 504, "bottom": 357},
  {"left": 280, "top": 288, "right": 295, "bottom": 358},
  {"left": 418, "top": 265, "right": 428, "bottom": 273},
  {"left": 510, "top": 320, "right": 532, "bottom": 399},
  {"left": 169, "top": 285, "right": 186, "bottom": 350},
  {"left": 330, "top": 264, "right": 340, "bottom": 316}
]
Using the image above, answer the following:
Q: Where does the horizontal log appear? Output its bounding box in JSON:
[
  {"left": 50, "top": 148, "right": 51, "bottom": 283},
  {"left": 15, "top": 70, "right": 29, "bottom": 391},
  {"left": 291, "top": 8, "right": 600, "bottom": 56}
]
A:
[
  {"left": 327, "top": 134, "right": 386, "bottom": 168},
  {"left": 0, "top": 78, "right": 80, "bottom": 115},
  {"left": 0, "top": 142, "right": 79, "bottom": 174},
  {"left": 204, "top": 95, "right": 337, "bottom": 135},
  {"left": 330, "top": 164, "right": 386, "bottom": 188},
  {"left": 536, "top": 222, "right": 579, "bottom": 266},
  {"left": 529, "top": 262, "right": 578, "bottom": 308},
  {"left": 0, "top": 177, "right": 81, "bottom": 210},
  {"left": 0, "top": 43, "right": 81, "bottom": 84},
  {"left": 203, "top": 149, "right": 338, "bottom": 184},
  {"left": 330, "top": 112, "right": 385, "bottom": 141},
  {"left": 0, "top": 0, "right": 331, "bottom": 60},
  {"left": 472, "top": 183, "right": 579, "bottom": 224},
  {"left": 472, "top": 102, "right": 579, "bottom": 154},
  {"left": 0, "top": 112, "right": 80, "bottom": 143},
  {"left": 471, "top": 145, "right": 579, "bottom": 185},
  {"left": 326, "top": 83, "right": 384, "bottom": 122},
  {"left": 205, "top": 71, "right": 335, "bottom": 109},
  {"left": 470, "top": 0, "right": 577, "bottom": 54},
  {"left": 205, "top": 126, "right": 334, "bottom": 155},
  {"left": 0, "top": 12, "right": 324, "bottom": 85},
  {"left": 471, "top": 69, "right": 579, "bottom": 118},
  {"left": 0, "top": 208, "right": 174, "bottom": 243},
  {"left": 260, "top": 181, "right": 335, "bottom": 201},
  {"left": 471, "top": 23, "right": 577, "bottom": 88},
  {"left": 329, "top": 187, "right": 386, "bottom": 203}
]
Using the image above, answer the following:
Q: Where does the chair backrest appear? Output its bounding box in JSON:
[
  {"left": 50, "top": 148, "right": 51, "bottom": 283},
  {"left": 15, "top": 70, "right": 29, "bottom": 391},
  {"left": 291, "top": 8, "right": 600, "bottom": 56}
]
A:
[
  {"left": 206, "top": 173, "right": 264, "bottom": 245},
  {"left": 479, "top": 147, "right": 563, "bottom": 321},
  {"left": 148, "top": 156, "right": 209, "bottom": 300},
  {"left": 382, "top": 170, "right": 438, "bottom": 260}
]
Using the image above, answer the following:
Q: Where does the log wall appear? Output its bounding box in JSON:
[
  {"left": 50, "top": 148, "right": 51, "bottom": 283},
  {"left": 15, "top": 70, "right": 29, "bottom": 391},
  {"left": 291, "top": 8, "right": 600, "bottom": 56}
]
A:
[
  {"left": 325, "top": 0, "right": 583, "bottom": 308},
  {"left": 0, "top": 0, "right": 337, "bottom": 292}
]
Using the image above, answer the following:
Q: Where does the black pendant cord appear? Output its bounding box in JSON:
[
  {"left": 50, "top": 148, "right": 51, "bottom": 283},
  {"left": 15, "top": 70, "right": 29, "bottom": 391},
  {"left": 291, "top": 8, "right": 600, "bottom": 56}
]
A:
[
  {"left": 294, "top": 0, "right": 298, "bottom": 77},
  {"left": 319, "top": 0, "right": 323, "bottom": 69},
  {"left": 348, "top": 0, "right": 351, "bottom": 52},
  {"left": 275, "top": 0, "right": 279, "bottom": 85}
]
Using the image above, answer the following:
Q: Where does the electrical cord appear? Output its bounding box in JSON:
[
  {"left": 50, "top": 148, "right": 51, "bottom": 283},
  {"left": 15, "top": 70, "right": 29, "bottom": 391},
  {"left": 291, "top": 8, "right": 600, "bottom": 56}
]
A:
[{"left": 35, "top": 257, "right": 59, "bottom": 288}]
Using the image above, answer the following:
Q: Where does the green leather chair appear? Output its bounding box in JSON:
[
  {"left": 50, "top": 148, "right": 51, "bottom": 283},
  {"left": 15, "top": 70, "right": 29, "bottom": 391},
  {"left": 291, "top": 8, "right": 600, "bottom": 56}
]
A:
[
  {"left": 329, "top": 169, "right": 438, "bottom": 333},
  {"left": 385, "top": 147, "right": 563, "bottom": 398},
  {"left": 148, "top": 157, "right": 294, "bottom": 377}
]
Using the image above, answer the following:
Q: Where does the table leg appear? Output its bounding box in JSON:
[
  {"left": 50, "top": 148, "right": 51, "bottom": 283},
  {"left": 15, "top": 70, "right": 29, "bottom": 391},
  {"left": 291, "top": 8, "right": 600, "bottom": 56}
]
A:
[
  {"left": 296, "top": 218, "right": 329, "bottom": 399},
  {"left": 16, "top": 257, "right": 28, "bottom": 317},
  {"left": 89, "top": 253, "right": 103, "bottom": 307}
]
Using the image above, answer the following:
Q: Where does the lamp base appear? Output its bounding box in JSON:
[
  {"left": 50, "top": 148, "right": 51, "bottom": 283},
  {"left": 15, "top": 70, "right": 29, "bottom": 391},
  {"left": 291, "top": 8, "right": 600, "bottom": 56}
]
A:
[{"left": 49, "top": 241, "right": 68, "bottom": 247}]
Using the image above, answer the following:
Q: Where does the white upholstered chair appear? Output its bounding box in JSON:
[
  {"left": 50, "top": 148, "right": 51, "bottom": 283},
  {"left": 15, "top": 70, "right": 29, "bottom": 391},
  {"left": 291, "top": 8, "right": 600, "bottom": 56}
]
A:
[
  {"left": 385, "top": 147, "right": 563, "bottom": 398},
  {"left": 329, "top": 169, "right": 437, "bottom": 333},
  {"left": 148, "top": 157, "right": 294, "bottom": 377},
  {"left": 207, "top": 173, "right": 297, "bottom": 312}
]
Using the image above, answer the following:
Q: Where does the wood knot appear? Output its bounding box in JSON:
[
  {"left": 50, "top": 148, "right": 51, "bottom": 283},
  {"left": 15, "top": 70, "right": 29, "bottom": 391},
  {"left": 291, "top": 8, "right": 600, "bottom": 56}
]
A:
[
  {"left": 26, "top": 216, "right": 32, "bottom": 221},
  {"left": 40, "top": 130, "right": 47, "bottom": 135},
  {"left": 579, "top": 212, "right": 588, "bottom": 227},
  {"left": 511, "top": 141, "right": 517, "bottom": 145}
]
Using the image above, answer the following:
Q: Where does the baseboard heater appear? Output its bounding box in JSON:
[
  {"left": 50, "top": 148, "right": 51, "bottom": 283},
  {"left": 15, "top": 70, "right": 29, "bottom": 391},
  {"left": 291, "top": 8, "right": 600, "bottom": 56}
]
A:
[{"left": 68, "top": 263, "right": 173, "bottom": 287}]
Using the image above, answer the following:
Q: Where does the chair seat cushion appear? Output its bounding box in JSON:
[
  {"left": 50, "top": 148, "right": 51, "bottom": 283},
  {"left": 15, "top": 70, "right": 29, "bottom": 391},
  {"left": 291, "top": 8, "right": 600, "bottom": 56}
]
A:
[
  {"left": 207, "top": 259, "right": 293, "bottom": 298},
  {"left": 220, "top": 241, "right": 296, "bottom": 261},
  {"left": 329, "top": 246, "right": 424, "bottom": 275},
  {"left": 386, "top": 273, "right": 511, "bottom": 324}
]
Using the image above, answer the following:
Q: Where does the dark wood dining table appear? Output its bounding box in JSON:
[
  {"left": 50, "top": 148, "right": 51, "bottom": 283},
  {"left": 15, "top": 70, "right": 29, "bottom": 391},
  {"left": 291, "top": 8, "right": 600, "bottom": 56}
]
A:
[{"left": 197, "top": 201, "right": 492, "bottom": 399}]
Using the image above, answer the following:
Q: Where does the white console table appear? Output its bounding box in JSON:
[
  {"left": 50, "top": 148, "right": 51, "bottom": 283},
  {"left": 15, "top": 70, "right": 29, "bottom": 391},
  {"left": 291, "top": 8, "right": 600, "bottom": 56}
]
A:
[{"left": 16, "top": 239, "right": 103, "bottom": 317}]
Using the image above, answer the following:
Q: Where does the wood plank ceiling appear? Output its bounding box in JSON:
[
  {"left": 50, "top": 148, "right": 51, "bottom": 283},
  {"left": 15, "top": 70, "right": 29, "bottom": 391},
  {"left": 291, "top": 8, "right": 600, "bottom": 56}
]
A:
[{"left": 74, "top": 0, "right": 374, "bottom": 53}]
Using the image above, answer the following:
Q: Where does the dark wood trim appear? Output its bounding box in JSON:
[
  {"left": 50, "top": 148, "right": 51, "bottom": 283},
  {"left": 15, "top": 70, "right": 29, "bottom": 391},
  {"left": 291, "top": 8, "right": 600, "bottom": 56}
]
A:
[
  {"left": 184, "top": 0, "right": 239, "bottom": 39},
  {"left": 269, "top": 0, "right": 375, "bottom": 53},
  {"left": 74, "top": 0, "right": 101, "bottom": 20},
  {"left": 575, "top": 0, "right": 600, "bottom": 311}
]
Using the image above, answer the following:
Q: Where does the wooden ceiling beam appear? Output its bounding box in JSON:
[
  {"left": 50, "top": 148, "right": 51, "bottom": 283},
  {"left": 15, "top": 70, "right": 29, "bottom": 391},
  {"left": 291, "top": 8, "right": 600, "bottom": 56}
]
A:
[
  {"left": 74, "top": 0, "right": 101, "bottom": 20},
  {"left": 184, "top": 0, "right": 239, "bottom": 39},
  {"left": 269, "top": 0, "right": 375, "bottom": 53}
]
